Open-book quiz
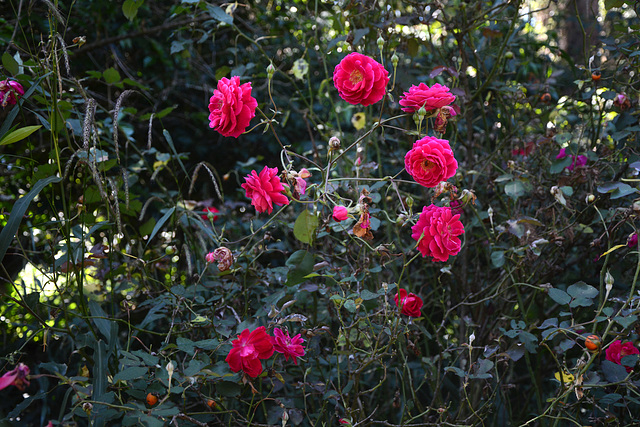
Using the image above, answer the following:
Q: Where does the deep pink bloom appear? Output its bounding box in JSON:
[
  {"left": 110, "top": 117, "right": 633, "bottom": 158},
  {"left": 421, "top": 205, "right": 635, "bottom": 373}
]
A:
[
  {"left": 225, "top": 327, "right": 274, "bottom": 378},
  {"left": 333, "top": 52, "right": 389, "bottom": 106},
  {"left": 450, "top": 200, "right": 463, "bottom": 215},
  {"left": 205, "top": 252, "right": 216, "bottom": 263},
  {"left": 0, "top": 363, "right": 30, "bottom": 391},
  {"left": 556, "top": 149, "right": 587, "bottom": 171},
  {"left": 208, "top": 76, "right": 258, "bottom": 138},
  {"left": 394, "top": 289, "right": 423, "bottom": 317},
  {"left": 293, "top": 168, "right": 311, "bottom": 196},
  {"left": 399, "top": 83, "right": 455, "bottom": 113},
  {"left": 333, "top": 206, "right": 349, "bottom": 222},
  {"left": 241, "top": 166, "right": 290, "bottom": 214},
  {"left": 605, "top": 340, "right": 639, "bottom": 372},
  {"left": 201, "top": 206, "right": 219, "bottom": 222},
  {"left": 628, "top": 233, "right": 638, "bottom": 248},
  {"left": 404, "top": 136, "right": 458, "bottom": 188},
  {"left": 272, "top": 328, "right": 305, "bottom": 364},
  {"left": 411, "top": 205, "right": 465, "bottom": 262},
  {"left": 0, "top": 80, "right": 24, "bottom": 108}
]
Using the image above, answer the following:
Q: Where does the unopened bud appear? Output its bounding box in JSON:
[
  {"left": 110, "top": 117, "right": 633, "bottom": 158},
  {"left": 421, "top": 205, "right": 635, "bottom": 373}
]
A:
[
  {"left": 391, "top": 53, "right": 399, "bottom": 68},
  {"left": 405, "top": 195, "right": 414, "bottom": 209},
  {"left": 605, "top": 270, "right": 614, "bottom": 292},
  {"left": 83, "top": 402, "right": 93, "bottom": 414},
  {"left": 267, "top": 63, "right": 276, "bottom": 79},
  {"left": 586, "top": 194, "right": 595, "bottom": 203},
  {"left": 417, "top": 106, "right": 427, "bottom": 118},
  {"left": 377, "top": 36, "right": 385, "bottom": 51},
  {"left": 166, "top": 361, "right": 174, "bottom": 376},
  {"left": 165, "top": 246, "right": 176, "bottom": 255},
  {"left": 329, "top": 136, "right": 341, "bottom": 151}
]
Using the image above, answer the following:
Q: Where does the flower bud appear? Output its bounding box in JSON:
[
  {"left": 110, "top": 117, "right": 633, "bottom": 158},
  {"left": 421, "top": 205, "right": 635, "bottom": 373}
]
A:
[
  {"left": 83, "top": 402, "right": 93, "bottom": 414},
  {"left": 377, "top": 36, "right": 385, "bottom": 51},
  {"left": 267, "top": 63, "right": 276, "bottom": 79},
  {"left": 586, "top": 194, "right": 595, "bottom": 203},
  {"left": 405, "top": 195, "right": 414, "bottom": 209},
  {"left": 165, "top": 246, "right": 176, "bottom": 255},
  {"left": 605, "top": 270, "right": 614, "bottom": 293},
  {"left": 391, "top": 53, "right": 399, "bottom": 68},
  {"left": 417, "top": 106, "right": 427, "bottom": 118}
]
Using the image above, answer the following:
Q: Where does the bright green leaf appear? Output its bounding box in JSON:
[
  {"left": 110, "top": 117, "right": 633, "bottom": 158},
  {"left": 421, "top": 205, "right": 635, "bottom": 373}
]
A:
[{"left": 0, "top": 125, "right": 42, "bottom": 146}]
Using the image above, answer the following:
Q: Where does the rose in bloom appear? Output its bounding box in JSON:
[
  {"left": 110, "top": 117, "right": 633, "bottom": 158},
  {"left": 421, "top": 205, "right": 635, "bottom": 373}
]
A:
[
  {"left": 0, "top": 363, "right": 30, "bottom": 391},
  {"left": 333, "top": 52, "right": 389, "bottom": 106},
  {"left": 241, "top": 166, "right": 290, "bottom": 214},
  {"left": 399, "top": 83, "right": 455, "bottom": 113},
  {"left": 272, "top": 328, "right": 305, "bottom": 364},
  {"left": 556, "top": 148, "right": 587, "bottom": 171},
  {"left": 404, "top": 136, "right": 458, "bottom": 188},
  {"left": 201, "top": 206, "right": 219, "bottom": 222},
  {"left": 208, "top": 76, "right": 258, "bottom": 138},
  {"left": 225, "top": 326, "right": 274, "bottom": 378},
  {"left": 411, "top": 205, "right": 465, "bottom": 262},
  {"left": 394, "top": 288, "right": 423, "bottom": 317},
  {"left": 0, "top": 80, "right": 25, "bottom": 108},
  {"left": 605, "top": 340, "right": 640, "bottom": 372},
  {"left": 333, "top": 206, "right": 349, "bottom": 222}
]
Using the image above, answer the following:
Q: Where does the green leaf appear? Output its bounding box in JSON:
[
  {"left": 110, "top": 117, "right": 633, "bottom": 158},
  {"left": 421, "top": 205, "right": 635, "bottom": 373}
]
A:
[
  {"left": 215, "top": 380, "right": 242, "bottom": 396},
  {"left": 293, "top": 210, "right": 319, "bottom": 244},
  {"left": 550, "top": 157, "right": 572, "bottom": 174},
  {"left": 548, "top": 288, "right": 571, "bottom": 305},
  {"left": 0, "top": 125, "right": 42, "bottom": 146},
  {"left": 504, "top": 180, "right": 527, "bottom": 199},
  {"left": 122, "top": 0, "right": 144, "bottom": 21},
  {"left": 343, "top": 299, "right": 356, "bottom": 313},
  {"left": 89, "top": 300, "right": 114, "bottom": 343},
  {"left": 567, "top": 281, "right": 598, "bottom": 299},
  {"left": 614, "top": 315, "right": 637, "bottom": 330},
  {"left": 113, "top": 366, "right": 148, "bottom": 382},
  {"left": 103, "top": 67, "right": 121, "bottom": 84},
  {"left": 2, "top": 52, "right": 19, "bottom": 75},
  {"left": 360, "top": 289, "right": 379, "bottom": 300},
  {"left": 146, "top": 207, "right": 175, "bottom": 247},
  {"left": 491, "top": 251, "right": 505, "bottom": 268},
  {"left": 0, "top": 175, "right": 62, "bottom": 265},
  {"left": 285, "top": 250, "right": 314, "bottom": 286},
  {"left": 597, "top": 182, "right": 638, "bottom": 199},
  {"left": 604, "top": 0, "right": 624, "bottom": 9},
  {"left": 162, "top": 129, "right": 189, "bottom": 180},
  {"left": 602, "top": 360, "right": 628, "bottom": 383},
  {"left": 207, "top": 5, "right": 233, "bottom": 24}
]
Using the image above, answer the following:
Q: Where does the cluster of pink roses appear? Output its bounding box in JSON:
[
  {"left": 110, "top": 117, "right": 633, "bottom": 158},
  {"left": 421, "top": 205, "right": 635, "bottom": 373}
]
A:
[{"left": 225, "top": 326, "right": 305, "bottom": 378}]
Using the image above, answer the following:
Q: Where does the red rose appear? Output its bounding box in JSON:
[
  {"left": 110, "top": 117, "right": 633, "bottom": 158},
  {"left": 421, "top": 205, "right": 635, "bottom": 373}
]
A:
[
  {"left": 399, "top": 83, "right": 455, "bottom": 113},
  {"left": 394, "top": 288, "right": 423, "bottom": 317},
  {"left": 333, "top": 52, "right": 389, "bottom": 106},
  {"left": 241, "top": 166, "right": 290, "bottom": 214},
  {"left": 225, "top": 327, "right": 274, "bottom": 378},
  {"left": 404, "top": 136, "right": 457, "bottom": 188},
  {"left": 272, "top": 328, "right": 306, "bottom": 364},
  {"left": 605, "top": 340, "right": 639, "bottom": 372},
  {"left": 0, "top": 79, "right": 24, "bottom": 108},
  {"left": 332, "top": 206, "right": 349, "bottom": 222},
  {"left": 411, "top": 205, "right": 464, "bottom": 262},
  {"left": 208, "top": 76, "right": 258, "bottom": 138}
]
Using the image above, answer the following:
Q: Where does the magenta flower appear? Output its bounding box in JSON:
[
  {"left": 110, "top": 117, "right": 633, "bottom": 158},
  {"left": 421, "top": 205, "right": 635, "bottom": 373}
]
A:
[
  {"left": 208, "top": 76, "right": 258, "bottom": 138},
  {"left": 272, "top": 328, "right": 305, "bottom": 364},
  {"left": 201, "top": 206, "right": 219, "bottom": 222},
  {"left": 628, "top": 233, "right": 638, "bottom": 248},
  {"left": 556, "top": 148, "right": 587, "bottom": 171},
  {"left": 0, "top": 363, "right": 30, "bottom": 391},
  {"left": 411, "top": 205, "right": 465, "bottom": 262},
  {"left": 225, "top": 327, "right": 274, "bottom": 378},
  {"left": 0, "top": 80, "right": 24, "bottom": 108},
  {"left": 333, "top": 52, "right": 389, "bottom": 106},
  {"left": 399, "top": 83, "right": 455, "bottom": 113},
  {"left": 606, "top": 340, "right": 639, "bottom": 372},
  {"left": 241, "top": 166, "right": 290, "bottom": 214},
  {"left": 333, "top": 206, "right": 349, "bottom": 222}
]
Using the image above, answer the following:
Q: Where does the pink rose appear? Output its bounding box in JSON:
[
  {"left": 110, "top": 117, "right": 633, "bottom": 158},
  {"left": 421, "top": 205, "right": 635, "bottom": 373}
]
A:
[
  {"left": 399, "top": 83, "right": 455, "bottom": 113},
  {"left": 333, "top": 52, "right": 389, "bottom": 106},
  {"left": 208, "top": 76, "right": 258, "bottom": 138},
  {"left": 628, "top": 233, "right": 638, "bottom": 248},
  {"left": 404, "top": 136, "right": 458, "bottom": 188},
  {"left": 272, "top": 328, "right": 305, "bottom": 364},
  {"left": 557, "top": 149, "right": 587, "bottom": 171},
  {"left": 411, "top": 205, "right": 464, "bottom": 262},
  {"left": 241, "top": 166, "right": 290, "bottom": 214},
  {"left": 605, "top": 340, "right": 639, "bottom": 372},
  {"left": 394, "top": 288, "right": 423, "bottom": 317},
  {"left": 332, "top": 206, "right": 349, "bottom": 222},
  {"left": 0, "top": 79, "right": 25, "bottom": 108}
]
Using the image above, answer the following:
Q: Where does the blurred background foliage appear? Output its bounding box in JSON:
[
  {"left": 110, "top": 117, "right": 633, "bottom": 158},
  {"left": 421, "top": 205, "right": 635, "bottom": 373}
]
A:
[{"left": 1, "top": 0, "right": 640, "bottom": 425}]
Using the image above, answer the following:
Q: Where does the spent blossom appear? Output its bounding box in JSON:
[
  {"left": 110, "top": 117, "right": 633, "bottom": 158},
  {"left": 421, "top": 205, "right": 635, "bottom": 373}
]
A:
[
  {"left": 0, "top": 363, "right": 30, "bottom": 391},
  {"left": 206, "top": 247, "right": 234, "bottom": 271},
  {"left": 0, "top": 79, "right": 24, "bottom": 108}
]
